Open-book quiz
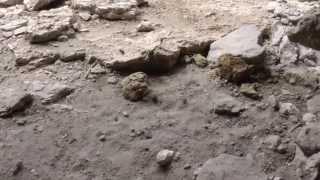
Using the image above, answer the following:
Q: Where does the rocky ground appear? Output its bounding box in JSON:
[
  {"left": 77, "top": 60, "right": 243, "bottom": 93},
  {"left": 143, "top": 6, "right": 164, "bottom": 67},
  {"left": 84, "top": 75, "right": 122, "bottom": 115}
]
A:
[{"left": 1, "top": 0, "right": 320, "bottom": 180}]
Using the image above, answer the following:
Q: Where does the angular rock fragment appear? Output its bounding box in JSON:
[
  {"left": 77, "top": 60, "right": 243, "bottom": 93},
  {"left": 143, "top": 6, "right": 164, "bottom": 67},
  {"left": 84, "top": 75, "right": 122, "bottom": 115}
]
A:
[
  {"left": 71, "top": 0, "right": 95, "bottom": 11},
  {"left": 288, "top": 10, "right": 320, "bottom": 50},
  {"left": 195, "top": 154, "right": 267, "bottom": 180},
  {"left": 156, "top": 149, "right": 175, "bottom": 167},
  {"left": 0, "top": 87, "right": 33, "bottom": 117},
  {"left": 121, "top": 72, "right": 149, "bottom": 101},
  {"left": 30, "top": 82, "right": 74, "bottom": 104},
  {"left": 296, "top": 123, "right": 320, "bottom": 156},
  {"left": 0, "top": 19, "right": 28, "bottom": 32},
  {"left": 214, "top": 94, "right": 244, "bottom": 116},
  {"left": 307, "top": 94, "right": 320, "bottom": 114},
  {"left": 26, "top": 6, "right": 76, "bottom": 43},
  {"left": 279, "top": 102, "right": 299, "bottom": 116},
  {"left": 0, "top": 0, "right": 22, "bottom": 6},
  {"left": 192, "top": 54, "right": 208, "bottom": 68},
  {"left": 137, "top": 21, "right": 154, "bottom": 32},
  {"left": 60, "top": 49, "right": 86, "bottom": 62},
  {"left": 240, "top": 83, "right": 261, "bottom": 100},
  {"left": 95, "top": 0, "right": 139, "bottom": 20},
  {"left": 14, "top": 45, "right": 59, "bottom": 67},
  {"left": 207, "top": 25, "right": 265, "bottom": 65}
]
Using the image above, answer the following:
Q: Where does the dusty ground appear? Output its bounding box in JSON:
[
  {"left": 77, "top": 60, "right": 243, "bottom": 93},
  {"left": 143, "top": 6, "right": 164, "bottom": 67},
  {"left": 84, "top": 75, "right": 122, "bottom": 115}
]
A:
[{"left": 1, "top": 0, "right": 313, "bottom": 180}]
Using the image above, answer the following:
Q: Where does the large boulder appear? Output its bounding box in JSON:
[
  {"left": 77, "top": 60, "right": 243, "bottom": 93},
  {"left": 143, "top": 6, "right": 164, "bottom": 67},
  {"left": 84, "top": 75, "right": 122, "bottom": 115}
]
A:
[
  {"left": 288, "top": 10, "right": 320, "bottom": 50},
  {"left": 24, "top": 0, "right": 59, "bottom": 11},
  {"left": 207, "top": 25, "right": 265, "bottom": 65},
  {"left": 195, "top": 154, "right": 267, "bottom": 180},
  {"left": 26, "top": 6, "right": 76, "bottom": 43}
]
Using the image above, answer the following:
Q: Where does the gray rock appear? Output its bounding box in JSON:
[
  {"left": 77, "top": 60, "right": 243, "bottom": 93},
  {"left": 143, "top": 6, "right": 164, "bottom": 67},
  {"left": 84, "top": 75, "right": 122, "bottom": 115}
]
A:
[
  {"left": 137, "top": 21, "right": 154, "bottom": 32},
  {"left": 121, "top": 72, "right": 149, "bottom": 101},
  {"left": 279, "top": 102, "right": 299, "bottom": 116},
  {"left": 0, "top": 19, "right": 28, "bottom": 31},
  {"left": 307, "top": 95, "right": 320, "bottom": 114},
  {"left": 71, "top": 0, "right": 95, "bottom": 11},
  {"left": 156, "top": 149, "right": 175, "bottom": 166},
  {"left": 288, "top": 10, "right": 320, "bottom": 50},
  {"left": 27, "top": 82, "right": 74, "bottom": 104},
  {"left": 0, "top": 87, "right": 33, "bottom": 118},
  {"left": 14, "top": 44, "right": 59, "bottom": 67},
  {"left": 26, "top": 6, "right": 76, "bottom": 43},
  {"left": 95, "top": 0, "right": 138, "bottom": 20},
  {"left": 262, "top": 135, "right": 281, "bottom": 150},
  {"left": 270, "top": 21, "right": 288, "bottom": 46},
  {"left": 296, "top": 123, "right": 320, "bottom": 156},
  {"left": 239, "top": 83, "right": 261, "bottom": 100},
  {"left": 24, "top": 0, "right": 59, "bottom": 11},
  {"left": 267, "top": 95, "right": 279, "bottom": 110},
  {"left": 192, "top": 54, "right": 208, "bottom": 68},
  {"left": 60, "top": 49, "right": 86, "bottom": 62},
  {"left": 214, "top": 94, "right": 245, "bottom": 116},
  {"left": 207, "top": 25, "right": 265, "bottom": 65},
  {"left": 0, "top": 0, "right": 22, "bottom": 6},
  {"left": 302, "top": 113, "right": 317, "bottom": 124},
  {"left": 195, "top": 154, "right": 267, "bottom": 180},
  {"left": 279, "top": 36, "right": 299, "bottom": 65}
]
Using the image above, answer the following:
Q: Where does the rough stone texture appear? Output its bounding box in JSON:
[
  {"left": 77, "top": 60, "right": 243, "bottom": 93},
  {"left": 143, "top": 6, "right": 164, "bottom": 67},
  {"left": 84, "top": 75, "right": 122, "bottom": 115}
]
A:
[
  {"left": 0, "top": 87, "right": 33, "bottom": 117},
  {"left": 218, "top": 54, "right": 255, "bottom": 83},
  {"left": 296, "top": 123, "right": 320, "bottom": 156},
  {"left": 195, "top": 154, "right": 267, "bottom": 180},
  {"left": 279, "top": 36, "right": 299, "bottom": 65},
  {"left": 24, "top": 0, "right": 59, "bottom": 11},
  {"left": 0, "top": 0, "right": 22, "bottom": 7},
  {"left": 26, "top": 6, "right": 75, "bottom": 43},
  {"left": 121, "top": 72, "right": 149, "bottom": 101},
  {"left": 0, "top": 19, "right": 28, "bottom": 32},
  {"left": 240, "top": 83, "right": 261, "bottom": 100},
  {"left": 156, "top": 149, "right": 175, "bottom": 166},
  {"left": 288, "top": 10, "right": 320, "bottom": 50},
  {"left": 302, "top": 113, "right": 317, "bottom": 124},
  {"left": 214, "top": 94, "right": 244, "bottom": 116},
  {"left": 71, "top": 0, "right": 96, "bottom": 11},
  {"left": 207, "top": 25, "right": 265, "bottom": 65},
  {"left": 14, "top": 45, "right": 59, "bottom": 67},
  {"left": 137, "top": 21, "right": 155, "bottom": 32},
  {"left": 26, "top": 81, "right": 75, "bottom": 104},
  {"left": 279, "top": 102, "right": 299, "bottom": 116},
  {"left": 95, "top": 0, "right": 139, "bottom": 20},
  {"left": 307, "top": 94, "right": 320, "bottom": 114}
]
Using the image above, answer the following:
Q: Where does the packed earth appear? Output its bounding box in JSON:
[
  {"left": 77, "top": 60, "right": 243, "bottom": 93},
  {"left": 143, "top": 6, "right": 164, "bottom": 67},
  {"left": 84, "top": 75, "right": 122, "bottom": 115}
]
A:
[{"left": 2, "top": 0, "right": 320, "bottom": 180}]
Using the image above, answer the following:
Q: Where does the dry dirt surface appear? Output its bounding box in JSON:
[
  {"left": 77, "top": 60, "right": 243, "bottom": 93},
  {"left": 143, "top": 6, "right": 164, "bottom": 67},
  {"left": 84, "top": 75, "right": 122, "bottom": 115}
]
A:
[{"left": 1, "top": 0, "right": 320, "bottom": 180}]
